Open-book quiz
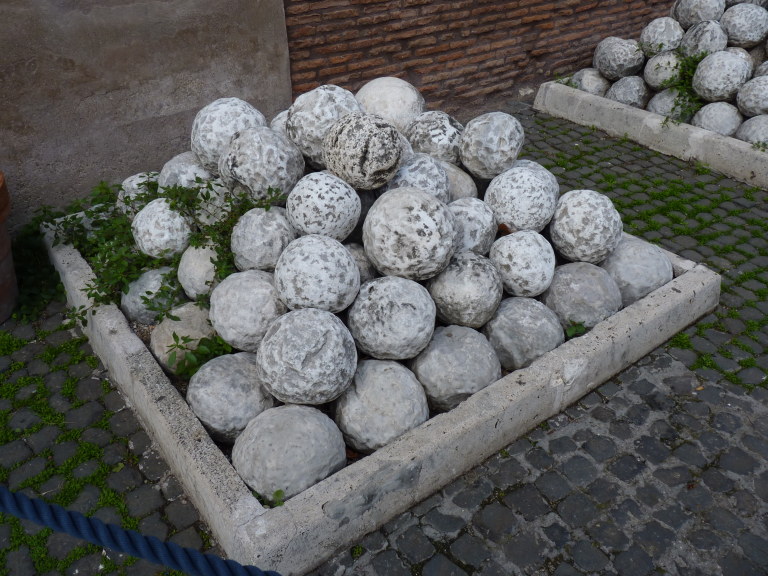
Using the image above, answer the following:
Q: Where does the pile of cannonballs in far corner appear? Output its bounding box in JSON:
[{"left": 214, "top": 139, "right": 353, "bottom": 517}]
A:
[
  {"left": 118, "top": 76, "right": 675, "bottom": 501},
  {"left": 567, "top": 0, "right": 768, "bottom": 145}
]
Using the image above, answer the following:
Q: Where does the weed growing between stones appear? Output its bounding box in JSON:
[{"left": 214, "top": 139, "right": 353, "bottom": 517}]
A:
[{"left": 659, "top": 49, "right": 707, "bottom": 125}]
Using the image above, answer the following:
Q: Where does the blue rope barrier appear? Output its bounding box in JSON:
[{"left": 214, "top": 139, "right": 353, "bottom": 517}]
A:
[{"left": 0, "top": 484, "right": 282, "bottom": 576}]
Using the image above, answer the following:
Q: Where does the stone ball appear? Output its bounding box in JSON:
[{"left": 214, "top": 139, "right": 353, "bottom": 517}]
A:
[
  {"left": 442, "top": 161, "right": 478, "bottom": 201},
  {"left": 186, "top": 353, "right": 274, "bottom": 444},
  {"left": 754, "top": 60, "right": 768, "bottom": 76},
  {"left": 691, "top": 101, "right": 745, "bottom": 135},
  {"left": 489, "top": 231, "right": 556, "bottom": 297},
  {"left": 157, "top": 151, "right": 212, "bottom": 191},
  {"left": 644, "top": 51, "right": 682, "bottom": 91},
  {"left": 679, "top": 20, "right": 729, "bottom": 57},
  {"left": 734, "top": 113, "right": 768, "bottom": 144},
  {"left": 208, "top": 270, "right": 287, "bottom": 353},
  {"left": 269, "top": 110, "right": 289, "bottom": 137},
  {"left": 355, "top": 76, "right": 426, "bottom": 133},
  {"left": 286, "top": 85, "right": 362, "bottom": 169},
  {"left": 335, "top": 360, "right": 429, "bottom": 453},
  {"left": 116, "top": 172, "right": 158, "bottom": 220},
  {"left": 218, "top": 126, "right": 305, "bottom": 202},
  {"left": 593, "top": 37, "right": 645, "bottom": 81},
  {"left": 405, "top": 110, "right": 464, "bottom": 165},
  {"left": 345, "top": 243, "right": 380, "bottom": 285},
  {"left": 286, "top": 172, "right": 361, "bottom": 241},
  {"left": 425, "top": 252, "right": 503, "bottom": 328},
  {"left": 322, "top": 113, "right": 402, "bottom": 190},
  {"left": 150, "top": 302, "right": 214, "bottom": 374},
  {"left": 640, "top": 17, "right": 685, "bottom": 56},
  {"left": 737, "top": 75, "right": 768, "bottom": 116},
  {"left": 511, "top": 159, "right": 561, "bottom": 191},
  {"left": 646, "top": 88, "right": 699, "bottom": 122},
  {"left": 459, "top": 112, "right": 525, "bottom": 180},
  {"left": 346, "top": 275, "right": 436, "bottom": 360},
  {"left": 362, "top": 187, "right": 455, "bottom": 281},
  {"left": 751, "top": 43, "right": 767, "bottom": 68},
  {"left": 274, "top": 234, "right": 360, "bottom": 312},
  {"left": 385, "top": 153, "right": 451, "bottom": 203},
  {"left": 410, "top": 326, "right": 501, "bottom": 411},
  {"left": 191, "top": 97, "right": 267, "bottom": 173},
  {"left": 484, "top": 164, "right": 559, "bottom": 233},
  {"left": 231, "top": 206, "right": 296, "bottom": 272},
  {"left": 570, "top": 68, "right": 612, "bottom": 96},
  {"left": 483, "top": 297, "right": 564, "bottom": 371},
  {"left": 692, "top": 50, "right": 751, "bottom": 101},
  {"left": 605, "top": 76, "right": 652, "bottom": 108},
  {"left": 132, "top": 198, "right": 193, "bottom": 259},
  {"left": 600, "top": 235, "right": 674, "bottom": 307},
  {"left": 721, "top": 3, "right": 768, "bottom": 47},
  {"left": 549, "top": 190, "right": 623, "bottom": 264},
  {"left": 195, "top": 178, "right": 233, "bottom": 227},
  {"left": 726, "top": 47, "right": 755, "bottom": 76},
  {"left": 120, "top": 266, "right": 179, "bottom": 325},
  {"left": 232, "top": 405, "right": 346, "bottom": 500},
  {"left": 672, "top": 0, "right": 726, "bottom": 29},
  {"left": 449, "top": 197, "right": 496, "bottom": 255},
  {"left": 542, "top": 263, "right": 623, "bottom": 330},
  {"left": 178, "top": 244, "right": 218, "bottom": 300}
]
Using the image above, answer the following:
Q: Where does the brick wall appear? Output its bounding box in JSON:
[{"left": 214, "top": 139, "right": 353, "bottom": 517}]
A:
[{"left": 284, "top": 0, "right": 670, "bottom": 116}]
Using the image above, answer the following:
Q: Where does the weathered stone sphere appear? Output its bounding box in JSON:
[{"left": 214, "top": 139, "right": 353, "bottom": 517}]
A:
[
  {"left": 691, "top": 102, "right": 744, "bottom": 135},
  {"left": 411, "top": 326, "right": 501, "bottom": 411},
  {"left": 345, "top": 243, "right": 380, "bottom": 285},
  {"left": 274, "top": 234, "right": 360, "bottom": 312},
  {"left": 483, "top": 297, "right": 564, "bottom": 371},
  {"left": 208, "top": 270, "right": 287, "bottom": 353},
  {"left": 231, "top": 206, "right": 296, "bottom": 272},
  {"left": 644, "top": 51, "right": 682, "bottom": 91},
  {"left": 426, "top": 252, "right": 503, "bottom": 328},
  {"left": 132, "top": 198, "right": 192, "bottom": 258},
  {"left": 405, "top": 110, "right": 464, "bottom": 165},
  {"left": 232, "top": 405, "right": 346, "bottom": 500},
  {"left": 121, "top": 266, "right": 178, "bottom": 325},
  {"left": 542, "top": 263, "right": 623, "bottom": 329},
  {"left": 178, "top": 245, "right": 218, "bottom": 300},
  {"left": 335, "top": 360, "right": 429, "bottom": 453},
  {"left": 679, "top": 20, "right": 728, "bottom": 57},
  {"left": 646, "top": 88, "right": 699, "bottom": 122},
  {"left": 386, "top": 153, "right": 451, "bottom": 203},
  {"left": 218, "top": 126, "right": 305, "bottom": 202},
  {"left": 485, "top": 164, "right": 559, "bottom": 233},
  {"left": 692, "top": 51, "right": 751, "bottom": 101},
  {"left": 286, "top": 172, "right": 361, "bottom": 241},
  {"left": 117, "top": 172, "right": 158, "bottom": 220},
  {"left": 721, "top": 3, "right": 768, "bottom": 47},
  {"left": 726, "top": 47, "right": 755, "bottom": 77},
  {"left": 186, "top": 353, "right": 274, "bottom": 443},
  {"left": 737, "top": 75, "right": 768, "bottom": 116},
  {"left": 157, "top": 151, "right": 212, "bottom": 191},
  {"left": 355, "top": 76, "right": 426, "bottom": 133},
  {"left": 605, "top": 76, "right": 651, "bottom": 108},
  {"left": 735, "top": 114, "right": 768, "bottom": 144},
  {"left": 512, "top": 159, "right": 560, "bottom": 191},
  {"left": 570, "top": 68, "right": 612, "bottom": 96},
  {"left": 549, "top": 190, "right": 623, "bottom": 264},
  {"left": 191, "top": 97, "right": 266, "bottom": 173},
  {"left": 257, "top": 308, "right": 357, "bottom": 404},
  {"left": 269, "top": 110, "right": 289, "bottom": 137},
  {"left": 442, "top": 161, "right": 478, "bottom": 201},
  {"left": 672, "top": 0, "right": 725, "bottom": 29},
  {"left": 150, "top": 302, "right": 215, "bottom": 373},
  {"left": 593, "top": 37, "right": 645, "bottom": 81},
  {"left": 489, "top": 231, "right": 556, "bottom": 297},
  {"left": 346, "top": 276, "right": 436, "bottom": 360},
  {"left": 459, "top": 112, "right": 525, "bottom": 180},
  {"left": 449, "top": 197, "right": 496, "bottom": 255},
  {"left": 363, "top": 187, "right": 455, "bottom": 281},
  {"left": 640, "top": 17, "right": 685, "bottom": 56},
  {"left": 286, "top": 85, "right": 362, "bottom": 168},
  {"left": 322, "top": 113, "right": 402, "bottom": 190},
  {"left": 600, "top": 235, "right": 674, "bottom": 307}
]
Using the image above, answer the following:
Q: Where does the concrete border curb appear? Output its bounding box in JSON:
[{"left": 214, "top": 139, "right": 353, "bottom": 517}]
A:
[
  {"left": 44, "top": 230, "right": 720, "bottom": 576},
  {"left": 533, "top": 81, "right": 768, "bottom": 190}
]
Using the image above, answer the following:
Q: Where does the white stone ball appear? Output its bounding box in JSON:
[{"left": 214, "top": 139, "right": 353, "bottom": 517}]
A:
[
  {"left": 363, "top": 187, "right": 455, "bottom": 281},
  {"left": 600, "top": 236, "right": 674, "bottom": 307},
  {"left": 549, "top": 190, "right": 623, "bottom": 264},
  {"left": 355, "top": 76, "right": 426, "bottom": 133},
  {"left": 230, "top": 206, "right": 296, "bottom": 272},
  {"left": 208, "top": 270, "right": 287, "bottom": 353},
  {"left": 274, "top": 234, "right": 360, "bottom": 312},
  {"left": 232, "top": 405, "right": 346, "bottom": 500},
  {"left": 120, "top": 266, "right": 178, "bottom": 325},
  {"left": 426, "top": 252, "right": 503, "bottom": 328},
  {"left": 484, "top": 164, "right": 559, "bottom": 233},
  {"left": 721, "top": 3, "right": 768, "bottom": 47},
  {"left": 442, "top": 161, "right": 478, "bottom": 201},
  {"left": 644, "top": 51, "right": 682, "bottom": 91},
  {"left": 132, "top": 198, "right": 193, "bottom": 259},
  {"left": 693, "top": 50, "right": 751, "bottom": 101},
  {"left": 542, "top": 263, "right": 623, "bottom": 329},
  {"left": 483, "top": 297, "right": 565, "bottom": 371},
  {"left": 286, "top": 172, "right": 361, "bottom": 241},
  {"left": 191, "top": 97, "right": 267, "bottom": 173},
  {"left": 347, "top": 275, "right": 436, "bottom": 360},
  {"left": 405, "top": 111, "right": 464, "bottom": 165},
  {"left": 459, "top": 112, "right": 525, "bottom": 180},
  {"left": 570, "top": 68, "right": 612, "bottom": 96},
  {"left": 117, "top": 172, "right": 158, "bottom": 220},
  {"left": 322, "top": 113, "right": 402, "bottom": 190},
  {"left": 344, "top": 243, "right": 380, "bottom": 285},
  {"left": 449, "top": 197, "right": 496, "bottom": 255},
  {"left": 672, "top": 0, "right": 726, "bottom": 29},
  {"left": 195, "top": 178, "right": 233, "bottom": 227},
  {"left": 489, "top": 231, "right": 556, "bottom": 297},
  {"left": 286, "top": 84, "right": 362, "bottom": 168},
  {"left": 592, "top": 37, "right": 645, "bottom": 81},
  {"left": 646, "top": 88, "right": 697, "bottom": 122},
  {"left": 679, "top": 20, "right": 729, "bottom": 57},
  {"left": 335, "top": 360, "right": 429, "bottom": 453},
  {"left": 735, "top": 113, "right": 768, "bottom": 143},
  {"left": 512, "top": 159, "right": 560, "bottom": 191},
  {"left": 186, "top": 353, "right": 274, "bottom": 443},
  {"left": 691, "top": 101, "right": 745, "bottom": 135},
  {"left": 640, "top": 17, "right": 685, "bottom": 56},
  {"left": 157, "top": 151, "right": 212, "bottom": 191},
  {"left": 178, "top": 244, "right": 218, "bottom": 300},
  {"left": 150, "top": 302, "right": 214, "bottom": 373},
  {"left": 605, "top": 76, "right": 651, "bottom": 108},
  {"left": 269, "top": 110, "right": 289, "bottom": 137},
  {"left": 256, "top": 308, "right": 357, "bottom": 404},
  {"left": 385, "top": 153, "right": 451, "bottom": 203},
  {"left": 726, "top": 47, "right": 755, "bottom": 76},
  {"left": 737, "top": 75, "right": 768, "bottom": 115}
]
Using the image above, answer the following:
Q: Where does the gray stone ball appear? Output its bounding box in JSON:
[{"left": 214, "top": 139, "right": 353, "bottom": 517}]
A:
[
  {"left": 600, "top": 235, "right": 674, "bottom": 308},
  {"left": 592, "top": 37, "right": 645, "bottom": 81},
  {"left": 385, "top": 153, "right": 451, "bottom": 203},
  {"left": 274, "top": 234, "right": 360, "bottom": 312},
  {"left": 345, "top": 243, "right": 380, "bottom": 285},
  {"left": 449, "top": 197, "right": 496, "bottom": 255},
  {"left": 426, "top": 252, "right": 503, "bottom": 328},
  {"left": 442, "top": 161, "right": 478, "bottom": 201},
  {"left": 512, "top": 159, "right": 560, "bottom": 191},
  {"left": 489, "top": 230, "right": 556, "bottom": 297},
  {"left": 208, "top": 270, "right": 287, "bottom": 353},
  {"left": 692, "top": 50, "right": 751, "bottom": 101},
  {"left": 191, "top": 97, "right": 267, "bottom": 173},
  {"left": 186, "top": 353, "right": 274, "bottom": 444},
  {"left": 178, "top": 245, "right": 218, "bottom": 300},
  {"left": 691, "top": 101, "right": 745, "bottom": 135},
  {"left": 484, "top": 164, "right": 559, "bottom": 233},
  {"left": 459, "top": 112, "right": 525, "bottom": 180},
  {"left": 334, "top": 359, "right": 429, "bottom": 453},
  {"left": 405, "top": 110, "right": 464, "bottom": 165},
  {"left": 150, "top": 302, "right": 214, "bottom": 374},
  {"left": 640, "top": 17, "right": 685, "bottom": 56},
  {"left": 737, "top": 75, "right": 768, "bottom": 115},
  {"left": 754, "top": 60, "right": 768, "bottom": 77},
  {"left": 346, "top": 276, "right": 436, "bottom": 360},
  {"left": 672, "top": 0, "right": 726, "bottom": 29},
  {"left": 482, "top": 297, "right": 564, "bottom": 371},
  {"left": 232, "top": 405, "right": 346, "bottom": 500},
  {"left": 322, "top": 113, "right": 402, "bottom": 190},
  {"left": 286, "top": 172, "right": 361, "bottom": 241},
  {"left": 679, "top": 20, "right": 729, "bottom": 57},
  {"left": 120, "top": 266, "right": 179, "bottom": 325},
  {"left": 157, "top": 151, "right": 212, "bottom": 191},
  {"left": 410, "top": 326, "right": 501, "bottom": 411},
  {"left": 231, "top": 206, "right": 296, "bottom": 272},
  {"left": 362, "top": 187, "right": 455, "bottom": 281},
  {"left": 132, "top": 198, "right": 193, "bottom": 259},
  {"left": 721, "top": 3, "right": 768, "bottom": 47},
  {"left": 542, "top": 263, "right": 623, "bottom": 330},
  {"left": 570, "top": 68, "right": 612, "bottom": 96},
  {"left": 605, "top": 76, "right": 652, "bottom": 108},
  {"left": 734, "top": 113, "right": 768, "bottom": 143},
  {"left": 549, "top": 190, "right": 623, "bottom": 264},
  {"left": 726, "top": 47, "right": 755, "bottom": 76},
  {"left": 646, "top": 88, "right": 698, "bottom": 122},
  {"left": 117, "top": 172, "right": 158, "bottom": 220},
  {"left": 269, "top": 110, "right": 289, "bottom": 137},
  {"left": 355, "top": 76, "right": 426, "bottom": 133},
  {"left": 644, "top": 51, "right": 682, "bottom": 91}
]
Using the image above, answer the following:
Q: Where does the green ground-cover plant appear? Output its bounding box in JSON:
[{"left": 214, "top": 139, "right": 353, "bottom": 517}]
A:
[{"left": 659, "top": 49, "right": 707, "bottom": 125}]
